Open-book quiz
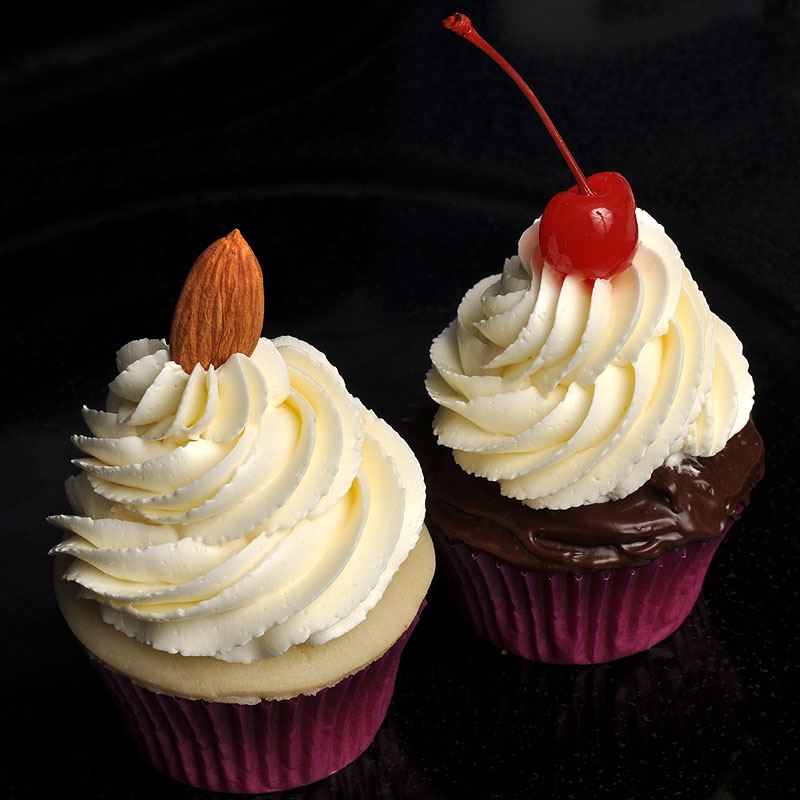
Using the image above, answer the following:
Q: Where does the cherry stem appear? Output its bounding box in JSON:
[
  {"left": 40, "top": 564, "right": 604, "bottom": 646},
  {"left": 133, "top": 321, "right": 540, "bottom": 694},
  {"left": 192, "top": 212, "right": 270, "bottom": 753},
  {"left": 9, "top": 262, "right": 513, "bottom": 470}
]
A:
[{"left": 443, "top": 13, "right": 593, "bottom": 196}]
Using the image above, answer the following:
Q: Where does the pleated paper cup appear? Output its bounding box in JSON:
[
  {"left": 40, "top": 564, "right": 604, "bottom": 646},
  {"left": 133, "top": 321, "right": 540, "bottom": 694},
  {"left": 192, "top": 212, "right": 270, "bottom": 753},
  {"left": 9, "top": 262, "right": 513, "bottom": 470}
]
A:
[
  {"left": 54, "top": 529, "right": 435, "bottom": 793},
  {"left": 431, "top": 522, "right": 732, "bottom": 665},
  {"left": 92, "top": 608, "right": 422, "bottom": 794}
]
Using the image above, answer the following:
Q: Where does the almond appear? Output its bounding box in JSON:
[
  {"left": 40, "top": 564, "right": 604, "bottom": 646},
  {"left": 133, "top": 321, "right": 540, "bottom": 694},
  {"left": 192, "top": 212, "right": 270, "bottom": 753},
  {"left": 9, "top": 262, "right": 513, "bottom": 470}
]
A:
[{"left": 169, "top": 229, "right": 265, "bottom": 372}]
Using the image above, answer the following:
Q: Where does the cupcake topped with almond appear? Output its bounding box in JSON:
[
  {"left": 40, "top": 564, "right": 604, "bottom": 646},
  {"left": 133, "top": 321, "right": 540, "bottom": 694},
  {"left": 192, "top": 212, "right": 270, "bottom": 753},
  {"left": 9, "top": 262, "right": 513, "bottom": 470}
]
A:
[{"left": 48, "top": 230, "right": 435, "bottom": 793}]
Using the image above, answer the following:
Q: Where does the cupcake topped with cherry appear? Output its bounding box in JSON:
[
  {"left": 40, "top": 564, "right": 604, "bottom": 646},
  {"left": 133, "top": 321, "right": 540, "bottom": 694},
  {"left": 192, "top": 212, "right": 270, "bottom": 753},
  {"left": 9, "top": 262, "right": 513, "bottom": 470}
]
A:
[{"left": 419, "top": 14, "right": 764, "bottom": 664}]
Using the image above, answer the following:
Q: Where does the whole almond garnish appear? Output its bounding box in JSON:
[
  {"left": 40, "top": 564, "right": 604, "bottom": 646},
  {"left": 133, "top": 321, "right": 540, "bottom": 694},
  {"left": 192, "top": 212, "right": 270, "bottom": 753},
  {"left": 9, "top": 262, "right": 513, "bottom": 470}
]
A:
[{"left": 169, "top": 229, "right": 265, "bottom": 372}]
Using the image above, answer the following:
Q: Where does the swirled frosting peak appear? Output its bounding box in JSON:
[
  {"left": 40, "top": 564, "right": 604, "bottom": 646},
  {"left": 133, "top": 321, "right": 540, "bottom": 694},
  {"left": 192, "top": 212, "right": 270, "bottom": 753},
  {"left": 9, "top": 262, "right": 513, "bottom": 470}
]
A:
[
  {"left": 426, "top": 209, "right": 754, "bottom": 510},
  {"left": 50, "top": 336, "right": 425, "bottom": 662}
]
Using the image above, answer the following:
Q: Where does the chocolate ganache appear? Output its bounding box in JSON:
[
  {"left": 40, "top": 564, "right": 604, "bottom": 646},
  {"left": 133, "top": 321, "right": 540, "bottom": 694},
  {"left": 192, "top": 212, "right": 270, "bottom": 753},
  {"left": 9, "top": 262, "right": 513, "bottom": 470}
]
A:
[{"left": 410, "top": 402, "right": 764, "bottom": 574}]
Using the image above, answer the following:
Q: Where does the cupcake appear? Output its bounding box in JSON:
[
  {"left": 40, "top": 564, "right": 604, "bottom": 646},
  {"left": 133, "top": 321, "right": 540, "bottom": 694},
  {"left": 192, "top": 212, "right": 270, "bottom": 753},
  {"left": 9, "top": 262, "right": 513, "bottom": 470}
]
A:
[
  {"left": 416, "top": 15, "right": 765, "bottom": 665},
  {"left": 48, "top": 230, "right": 435, "bottom": 793}
]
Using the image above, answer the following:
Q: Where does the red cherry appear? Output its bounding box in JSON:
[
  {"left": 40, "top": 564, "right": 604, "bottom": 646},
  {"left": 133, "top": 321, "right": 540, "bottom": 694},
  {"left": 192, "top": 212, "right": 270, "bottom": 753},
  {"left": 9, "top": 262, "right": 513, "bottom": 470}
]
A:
[
  {"left": 443, "top": 13, "right": 638, "bottom": 280},
  {"left": 540, "top": 171, "right": 638, "bottom": 279}
]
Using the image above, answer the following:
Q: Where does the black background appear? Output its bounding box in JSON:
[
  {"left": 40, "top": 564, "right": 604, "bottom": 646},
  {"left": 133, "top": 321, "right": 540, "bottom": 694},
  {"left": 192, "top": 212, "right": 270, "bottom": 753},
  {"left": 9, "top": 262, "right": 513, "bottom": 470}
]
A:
[{"left": 3, "top": 1, "right": 799, "bottom": 798}]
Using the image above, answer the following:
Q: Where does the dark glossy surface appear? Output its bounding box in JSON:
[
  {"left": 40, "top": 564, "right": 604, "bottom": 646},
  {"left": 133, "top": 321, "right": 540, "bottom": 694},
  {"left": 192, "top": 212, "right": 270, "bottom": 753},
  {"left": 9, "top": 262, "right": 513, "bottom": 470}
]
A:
[{"left": 3, "top": 2, "right": 799, "bottom": 798}]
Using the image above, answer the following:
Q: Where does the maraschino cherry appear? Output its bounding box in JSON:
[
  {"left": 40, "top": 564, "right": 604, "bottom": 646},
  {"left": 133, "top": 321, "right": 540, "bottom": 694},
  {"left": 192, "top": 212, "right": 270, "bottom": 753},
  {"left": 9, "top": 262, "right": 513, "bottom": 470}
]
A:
[{"left": 443, "top": 13, "right": 638, "bottom": 280}]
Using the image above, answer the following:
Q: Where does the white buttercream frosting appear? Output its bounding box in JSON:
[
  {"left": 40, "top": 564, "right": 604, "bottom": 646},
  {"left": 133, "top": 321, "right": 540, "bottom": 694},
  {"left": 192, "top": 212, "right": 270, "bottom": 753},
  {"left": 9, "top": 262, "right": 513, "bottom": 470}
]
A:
[
  {"left": 426, "top": 209, "right": 754, "bottom": 510},
  {"left": 50, "top": 336, "right": 425, "bottom": 662}
]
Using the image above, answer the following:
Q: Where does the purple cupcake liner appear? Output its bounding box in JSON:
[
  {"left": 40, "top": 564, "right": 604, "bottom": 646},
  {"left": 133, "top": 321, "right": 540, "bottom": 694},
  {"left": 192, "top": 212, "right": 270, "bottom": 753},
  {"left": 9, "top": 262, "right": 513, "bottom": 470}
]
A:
[
  {"left": 93, "top": 607, "right": 423, "bottom": 794},
  {"left": 432, "top": 525, "right": 731, "bottom": 664}
]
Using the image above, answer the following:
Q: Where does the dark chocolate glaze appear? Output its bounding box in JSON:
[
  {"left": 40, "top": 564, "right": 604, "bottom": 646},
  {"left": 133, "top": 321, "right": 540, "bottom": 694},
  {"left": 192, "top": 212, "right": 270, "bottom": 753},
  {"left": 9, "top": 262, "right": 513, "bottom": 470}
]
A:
[{"left": 407, "top": 401, "right": 764, "bottom": 574}]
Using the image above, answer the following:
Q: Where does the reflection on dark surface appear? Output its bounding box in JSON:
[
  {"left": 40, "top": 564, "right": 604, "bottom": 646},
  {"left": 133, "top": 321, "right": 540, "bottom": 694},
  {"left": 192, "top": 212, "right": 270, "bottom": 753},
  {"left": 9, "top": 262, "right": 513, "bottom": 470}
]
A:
[
  {"left": 263, "top": 716, "right": 438, "bottom": 800},
  {"left": 763, "top": 0, "right": 800, "bottom": 105},
  {"left": 399, "top": 596, "right": 745, "bottom": 800},
  {"left": 1, "top": 0, "right": 421, "bottom": 146}
]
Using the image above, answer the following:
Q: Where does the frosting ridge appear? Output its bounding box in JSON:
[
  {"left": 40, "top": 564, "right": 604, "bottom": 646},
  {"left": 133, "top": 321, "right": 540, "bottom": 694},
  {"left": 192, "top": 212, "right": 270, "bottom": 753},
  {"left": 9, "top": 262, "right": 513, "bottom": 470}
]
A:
[
  {"left": 50, "top": 336, "right": 425, "bottom": 663},
  {"left": 426, "top": 209, "right": 754, "bottom": 509}
]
